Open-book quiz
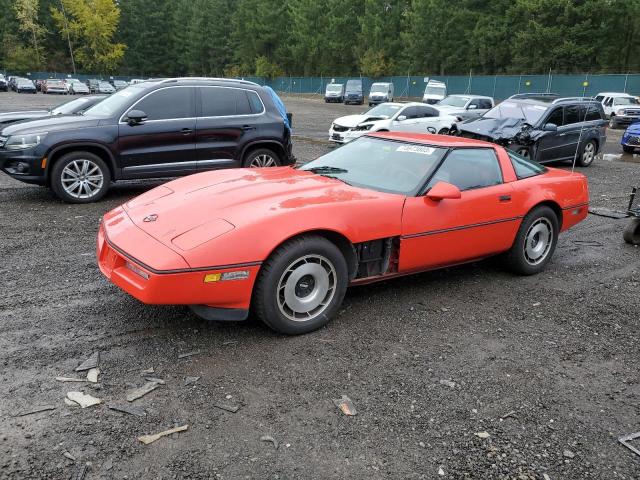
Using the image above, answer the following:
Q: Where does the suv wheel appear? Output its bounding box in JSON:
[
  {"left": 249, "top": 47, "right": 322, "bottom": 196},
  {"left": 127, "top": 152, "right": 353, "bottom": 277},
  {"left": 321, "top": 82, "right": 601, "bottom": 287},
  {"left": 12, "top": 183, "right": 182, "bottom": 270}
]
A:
[
  {"left": 578, "top": 140, "right": 596, "bottom": 167},
  {"left": 609, "top": 115, "right": 617, "bottom": 128},
  {"left": 243, "top": 148, "right": 281, "bottom": 168},
  {"left": 51, "top": 151, "right": 111, "bottom": 203}
]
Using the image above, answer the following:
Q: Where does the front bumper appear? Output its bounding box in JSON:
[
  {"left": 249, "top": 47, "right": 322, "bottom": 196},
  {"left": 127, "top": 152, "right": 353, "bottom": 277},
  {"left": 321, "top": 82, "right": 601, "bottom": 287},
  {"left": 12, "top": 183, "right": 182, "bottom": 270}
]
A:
[
  {"left": 613, "top": 115, "right": 640, "bottom": 126},
  {"left": 368, "top": 97, "right": 388, "bottom": 105},
  {"left": 0, "top": 146, "right": 47, "bottom": 185},
  {"left": 97, "top": 219, "right": 259, "bottom": 311},
  {"left": 622, "top": 133, "right": 640, "bottom": 148},
  {"left": 328, "top": 125, "right": 367, "bottom": 143}
]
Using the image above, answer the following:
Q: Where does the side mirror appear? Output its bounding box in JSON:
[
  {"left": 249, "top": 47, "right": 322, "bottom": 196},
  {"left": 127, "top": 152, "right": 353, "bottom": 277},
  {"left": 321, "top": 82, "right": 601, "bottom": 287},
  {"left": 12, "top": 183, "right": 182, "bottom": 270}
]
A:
[
  {"left": 543, "top": 123, "right": 558, "bottom": 132},
  {"left": 468, "top": 104, "right": 478, "bottom": 110},
  {"left": 425, "top": 182, "right": 462, "bottom": 201},
  {"left": 397, "top": 115, "right": 407, "bottom": 121},
  {"left": 126, "top": 109, "right": 147, "bottom": 125}
]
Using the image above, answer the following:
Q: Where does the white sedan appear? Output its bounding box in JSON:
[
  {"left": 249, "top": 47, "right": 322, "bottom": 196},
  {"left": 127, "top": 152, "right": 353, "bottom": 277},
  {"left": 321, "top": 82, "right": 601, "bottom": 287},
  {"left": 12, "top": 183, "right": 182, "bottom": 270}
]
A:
[{"left": 329, "top": 102, "right": 459, "bottom": 144}]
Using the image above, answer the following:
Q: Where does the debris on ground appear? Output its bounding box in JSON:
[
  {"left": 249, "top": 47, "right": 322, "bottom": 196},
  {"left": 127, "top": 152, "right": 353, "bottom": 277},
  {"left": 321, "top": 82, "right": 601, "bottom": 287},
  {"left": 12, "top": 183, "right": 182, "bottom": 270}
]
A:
[
  {"left": 212, "top": 402, "right": 241, "bottom": 413},
  {"left": 543, "top": 474, "right": 551, "bottom": 480},
  {"left": 55, "top": 376, "right": 86, "bottom": 383},
  {"left": 618, "top": 431, "right": 640, "bottom": 457},
  {"left": 64, "top": 398, "right": 79, "bottom": 407},
  {"left": 86, "top": 368, "right": 100, "bottom": 383},
  {"left": 75, "top": 352, "right": 100, "bottom": 372},
  {"left": 138, "top": 425, "right": 188, "bottom": 445},
  {"left": 260, "top": 435, "right": 279, "bottom": 449},
  {"left": 438, "top": 466, "right": 445, "bottom": 476},
  {"left": 107, "top": 404, "right": 147, "bottom": 417},
  {"left": 15, "top": 405, "right": 56, "bottom": 417},
  {"left": 126, "top": 381, "right": 161, "bottom": 402},
  {"left": 222, "top": 340, "right": 237, "bottom": 346},
  {"left": 141, "top": 367, "right": 154, "bottom": 375},
  {"left": 177, "top": 351, "right": 201, "bottom": 359},
  {"left": 102, "top": 457, "right": 113, "bottom": 471},
  {"left": 143, "top": 377, "right": 166, "bottom": 385},
  {"left": 475, "top": 431, "right": 491, "bottom": 439},
  {"left": 500, "top": 411, "right": 517, "bottom": 420},
  {"left": 185, "top": 376, "right": 200, "bottom": 386},
  {"left": 66, "top": 392, "right": 102, "bottom": 408},
  {"left": 563, "top": 449, "right": 576, "bottom": 459},
  {"left": 63, "top": 451, "right": 76, "bottom": 461},
  {"left": 439, "top": 379, "right": 457, "bottom": 388},
  {"left": 333, "top": 395, "right": 357, "bottom": 416},
  {"left": 71, "top": 462, "right": 90, "bottom": 480}
]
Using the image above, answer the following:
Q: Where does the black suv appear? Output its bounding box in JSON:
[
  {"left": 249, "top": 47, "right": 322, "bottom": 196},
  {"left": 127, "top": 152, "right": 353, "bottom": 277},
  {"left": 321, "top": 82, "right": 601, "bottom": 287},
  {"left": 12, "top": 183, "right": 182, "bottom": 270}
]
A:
[
  {"left": 457, "top": 97, "right": 607, "bottom": 167},
  {"left": 0, "top": 78, "right": 294, "bottom": 203}
]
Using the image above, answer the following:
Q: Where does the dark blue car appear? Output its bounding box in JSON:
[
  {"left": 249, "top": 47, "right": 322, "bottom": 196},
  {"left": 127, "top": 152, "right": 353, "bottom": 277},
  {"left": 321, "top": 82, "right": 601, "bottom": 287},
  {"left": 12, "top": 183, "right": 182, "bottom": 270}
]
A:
[{"left": 621, "top": 122, "right": 640, "bottom": 154}]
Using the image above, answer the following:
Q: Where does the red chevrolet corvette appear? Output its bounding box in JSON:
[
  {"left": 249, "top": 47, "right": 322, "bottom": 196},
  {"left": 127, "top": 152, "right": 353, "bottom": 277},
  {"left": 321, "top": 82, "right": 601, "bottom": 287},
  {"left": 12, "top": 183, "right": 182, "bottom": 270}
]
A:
[{"left": 98, "top": 132, "right": 589, "bottom": 334}]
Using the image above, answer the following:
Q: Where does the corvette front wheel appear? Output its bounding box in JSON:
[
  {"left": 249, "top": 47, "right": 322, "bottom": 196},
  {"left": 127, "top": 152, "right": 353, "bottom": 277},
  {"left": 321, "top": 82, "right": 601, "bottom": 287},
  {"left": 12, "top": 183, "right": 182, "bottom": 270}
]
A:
[
  {"left": 503, "top": 205, "right": 559, "bottom": 275},
  {"left": 253, "top": 236, "right": 348, "bottom": 335}
]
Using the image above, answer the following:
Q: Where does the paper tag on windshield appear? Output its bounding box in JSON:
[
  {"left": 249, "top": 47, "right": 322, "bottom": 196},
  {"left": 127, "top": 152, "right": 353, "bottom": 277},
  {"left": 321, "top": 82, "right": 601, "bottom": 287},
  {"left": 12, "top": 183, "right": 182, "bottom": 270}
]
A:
[{"left": 396, "top": 145, "right": 435, "bottom": 155}]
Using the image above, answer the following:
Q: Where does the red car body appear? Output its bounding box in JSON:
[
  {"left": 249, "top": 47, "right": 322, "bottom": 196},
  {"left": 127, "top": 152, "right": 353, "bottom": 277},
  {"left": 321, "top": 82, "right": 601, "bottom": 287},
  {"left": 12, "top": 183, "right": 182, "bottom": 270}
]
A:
[{"left": 98, "top": 132, "right": 588, "bottom": 330}]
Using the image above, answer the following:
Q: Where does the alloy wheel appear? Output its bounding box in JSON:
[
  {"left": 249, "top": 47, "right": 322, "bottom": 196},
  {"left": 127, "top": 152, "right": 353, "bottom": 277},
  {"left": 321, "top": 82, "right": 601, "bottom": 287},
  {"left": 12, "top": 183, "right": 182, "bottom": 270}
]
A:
[
  {"left": 249, "top": 153, "right": 277, "bottom": 168},
  {"left": 582, "top": 142, "right": 595, "bottom": 165},
  {"left": 524, "top": 218, "right": 553, "bottom": 265},
  {"left": 61, "top": 159, "right": 104, "bottom": 200},
  {"left": 276, "top": 254, "right": 337, "bottom": 322}
]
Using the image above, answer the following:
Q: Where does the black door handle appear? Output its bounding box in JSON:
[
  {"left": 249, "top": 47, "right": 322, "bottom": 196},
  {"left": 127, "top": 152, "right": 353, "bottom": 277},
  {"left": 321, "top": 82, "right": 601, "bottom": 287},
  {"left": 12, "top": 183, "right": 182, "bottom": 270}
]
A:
[
  {"left": 499, "top": 195, "right": 511, "bottom": 202},
  {"left": 241, "top": 125, "right": 256, "bottom": 131},
  {"left": 181, "top": 128, "right": 193, "bottom": 134}
]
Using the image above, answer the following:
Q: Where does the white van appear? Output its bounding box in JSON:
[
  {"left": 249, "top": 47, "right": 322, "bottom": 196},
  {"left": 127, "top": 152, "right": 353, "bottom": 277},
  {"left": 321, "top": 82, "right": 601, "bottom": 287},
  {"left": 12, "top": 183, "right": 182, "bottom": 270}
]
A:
[
  {"left": 368, "top": 82, "right": 394, "bottom": 106},
  {"left": 324, "top": 83, "right": 345, "bottom": 103},
  {"left": 595, "top": 92, "right": 640, "bottom": 128},
  {"left": 422, "top": 79, "right": 447, "bottom": 104}
]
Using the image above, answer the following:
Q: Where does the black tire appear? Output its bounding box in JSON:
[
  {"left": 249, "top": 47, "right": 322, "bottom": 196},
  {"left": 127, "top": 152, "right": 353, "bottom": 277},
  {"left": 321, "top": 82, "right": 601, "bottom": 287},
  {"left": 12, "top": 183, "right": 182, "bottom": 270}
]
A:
[
  {"left": 622, "top": 145, "right": 635, "bottom": 154},
  {"left": 623, "top": 218, "right": 640, "bottom": 245},
  {"left": 503, "top": 205, "right": 559, "bottom": 275},
  {"left": 252, "top": 235, "right": 348, "bottom": 335},
  {"left": 438, "top": 128, "right": 450, "bottom": 135},
  {"left": 242, "top": 147, "right": 281, "bottom": 168},
  {"left": 50, "top": 151, "right": 111, "bottom": 203},
  {"left": 577, "top": 139, "right": 597, "bottom": 167},
  {"left": 609, "top": 115, "right": 618, "bottom": 129}
]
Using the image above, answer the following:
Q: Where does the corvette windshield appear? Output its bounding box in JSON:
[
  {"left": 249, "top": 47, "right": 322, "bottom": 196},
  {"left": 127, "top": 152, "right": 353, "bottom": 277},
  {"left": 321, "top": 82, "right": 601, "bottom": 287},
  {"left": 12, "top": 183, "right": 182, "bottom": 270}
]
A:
[{"left": 300, "top": 137, "right": 446, "bottom": 196}]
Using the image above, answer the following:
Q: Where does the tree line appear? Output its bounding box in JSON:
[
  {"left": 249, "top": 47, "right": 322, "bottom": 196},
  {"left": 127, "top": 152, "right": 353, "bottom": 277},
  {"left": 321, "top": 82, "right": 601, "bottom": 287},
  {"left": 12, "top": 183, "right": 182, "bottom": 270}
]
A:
[{"left": 1, "top": 0, "right": 639, "bottom": 77}]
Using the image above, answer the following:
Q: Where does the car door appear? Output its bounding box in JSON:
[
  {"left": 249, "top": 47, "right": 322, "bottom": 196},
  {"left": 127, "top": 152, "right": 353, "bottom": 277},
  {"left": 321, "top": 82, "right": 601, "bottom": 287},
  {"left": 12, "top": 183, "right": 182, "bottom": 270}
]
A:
[
  {"left": 536, "top": 107, "right": 566, "bottom": 162},
  {"left": 412, "top": 105, "right": 448, "bottom": 132},
  {"left": 194, "top": 86, "right": 263, "bottom": 170},
  {"left": 399, "top": 147, "right": 521, "bottom": 271},
  {"left": 391, "top": 106, "right": 419, "bottom": 131},
  {"left": 555, "top": 104, "right": 584, "bottom": 160},
  {"left": 118, "top": 86, "right": 197, "bottom": 179}
]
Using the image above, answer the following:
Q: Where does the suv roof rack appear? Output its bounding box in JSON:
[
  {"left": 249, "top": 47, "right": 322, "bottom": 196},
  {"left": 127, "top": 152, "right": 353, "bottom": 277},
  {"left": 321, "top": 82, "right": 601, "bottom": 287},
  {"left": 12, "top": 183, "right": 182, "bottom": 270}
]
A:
[
  {"left": 551, "top": 96, "right": 596, "bottom": 104},
  {"left": 509, "top": 92, "right": 559, "bottom": 99},
  {"left": 157, "top": 77, "right": 260, "bottom": 86}
]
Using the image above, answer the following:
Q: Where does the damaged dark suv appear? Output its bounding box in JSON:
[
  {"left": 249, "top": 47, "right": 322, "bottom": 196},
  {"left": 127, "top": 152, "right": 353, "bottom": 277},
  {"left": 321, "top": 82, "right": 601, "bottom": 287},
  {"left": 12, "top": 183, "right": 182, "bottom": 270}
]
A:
[{"left": 456, "top": 97, "right": 607, "bottom": 167}]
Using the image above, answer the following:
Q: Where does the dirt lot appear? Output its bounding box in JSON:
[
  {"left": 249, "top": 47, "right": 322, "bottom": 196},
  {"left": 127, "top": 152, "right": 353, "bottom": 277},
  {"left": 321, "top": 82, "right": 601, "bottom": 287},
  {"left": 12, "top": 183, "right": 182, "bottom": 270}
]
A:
[{"left": 1, "top": 91, "right": 639, "bottom": 479}]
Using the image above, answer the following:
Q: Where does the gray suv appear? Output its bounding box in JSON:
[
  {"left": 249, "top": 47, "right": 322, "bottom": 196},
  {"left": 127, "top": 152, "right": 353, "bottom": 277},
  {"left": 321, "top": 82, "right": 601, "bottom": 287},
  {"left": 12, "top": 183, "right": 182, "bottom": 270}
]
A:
[{"left": 457, "top": 97, "right": 607, "bottom": 167}]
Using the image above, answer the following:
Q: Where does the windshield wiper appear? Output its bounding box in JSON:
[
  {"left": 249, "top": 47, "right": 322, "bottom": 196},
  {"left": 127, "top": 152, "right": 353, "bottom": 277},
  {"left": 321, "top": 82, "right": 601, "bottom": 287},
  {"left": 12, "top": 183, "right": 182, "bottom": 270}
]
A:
[{"left": 306, "top": 166, "right": 348, "bottom": 174}]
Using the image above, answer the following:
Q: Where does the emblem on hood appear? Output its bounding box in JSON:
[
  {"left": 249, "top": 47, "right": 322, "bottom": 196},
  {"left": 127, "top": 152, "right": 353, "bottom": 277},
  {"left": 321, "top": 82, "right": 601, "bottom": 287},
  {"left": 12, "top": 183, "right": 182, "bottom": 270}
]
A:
[{"left": 143, "top": 214, "right": 158, "bottom": 222}]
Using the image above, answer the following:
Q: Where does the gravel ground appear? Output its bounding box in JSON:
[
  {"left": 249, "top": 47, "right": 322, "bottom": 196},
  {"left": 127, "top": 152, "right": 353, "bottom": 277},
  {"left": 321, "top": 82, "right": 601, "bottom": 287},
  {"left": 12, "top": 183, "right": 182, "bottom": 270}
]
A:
[{"left": 1, "top": 91, "right": 639, "bottom": 479}]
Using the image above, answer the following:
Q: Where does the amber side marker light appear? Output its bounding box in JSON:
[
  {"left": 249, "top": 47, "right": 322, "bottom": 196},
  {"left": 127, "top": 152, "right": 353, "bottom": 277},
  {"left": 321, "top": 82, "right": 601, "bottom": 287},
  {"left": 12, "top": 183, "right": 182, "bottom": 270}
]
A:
[
  {"left": 41, "top": 157, "right": 47, "bottom": 169},
  {"left": 204, "top": 271, "right": 249, "bottom": 283}
]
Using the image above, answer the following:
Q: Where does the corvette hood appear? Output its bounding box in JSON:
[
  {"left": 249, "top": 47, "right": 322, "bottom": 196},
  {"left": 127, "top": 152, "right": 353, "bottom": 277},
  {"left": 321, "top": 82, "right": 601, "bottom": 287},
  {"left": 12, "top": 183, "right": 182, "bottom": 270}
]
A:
[
  {"left": 120, "top": 167, "right": 401, "bottom": 266},
  {"left": 333, "top": 114, "right": 386, "bottom": 128},
  {"left": 1, "top": 115, "right": 101, "bottom": 135}
]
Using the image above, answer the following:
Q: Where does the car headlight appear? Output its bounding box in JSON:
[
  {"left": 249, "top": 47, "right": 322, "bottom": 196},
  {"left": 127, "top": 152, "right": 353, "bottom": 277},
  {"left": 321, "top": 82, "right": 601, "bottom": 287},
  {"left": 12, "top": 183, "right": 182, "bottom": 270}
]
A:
[
  {"left": 617, "top": 109, "right": 626, "bottom": 116},
  {"left": 3, "top": 133, "right": 47, "bottom": 150},
  {"left": 354, "top": 124, "right": 373, "bottom": 131}
]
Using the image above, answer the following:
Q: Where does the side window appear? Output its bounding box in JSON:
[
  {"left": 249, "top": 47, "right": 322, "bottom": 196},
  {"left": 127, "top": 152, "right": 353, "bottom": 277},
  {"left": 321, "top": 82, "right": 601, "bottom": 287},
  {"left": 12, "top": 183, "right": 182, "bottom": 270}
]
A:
[
  {"left": 563, "top": 105, "right": 581, "bottom": 125},
  {"left": 479, "top": 99, "right": 493, "bottom": 109},
  {"left": 468, "top": 99, "right": 481, "bottom": 109},
  {"left": 604, "top": 97, "right": 613, "bottom": 107},
  {"left": 247, "top": 90, "right": 265, "bottom": 114},
  {"left": 595, "top": 95, "right": 604, "bottom": 103},
  {"left": 545, "top": 108, "right": 563, "bottom": 126},
  {"left": 508, "top": 151, "right": 546, "bottom": 180},
  {"left": 400, "top": 106, "right": 417, "bottom": 119},
  {"left": 200, "top": 87, "right": 253, "bottom": 117},
  {"left": 132, "top": 87, "right": 193, "bottom": 120},
  {"left": 415, "top": 106, "right": 438, "bottom": 118},
  {"left": 427, "top": 148, "right": 502, "bottom": 191},
  {"left": 585, "top": 105, "right": 604, "bottom": 121}
]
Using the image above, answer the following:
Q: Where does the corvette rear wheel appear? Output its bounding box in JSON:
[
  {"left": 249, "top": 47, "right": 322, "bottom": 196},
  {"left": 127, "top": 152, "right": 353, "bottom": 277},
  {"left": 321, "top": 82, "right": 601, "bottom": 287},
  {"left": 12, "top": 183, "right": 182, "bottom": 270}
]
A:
[
  {"left": 253, "top": 235, "right": 348, "bottom": 335},
  {"left": 51, "top": 151, "right": 111, "bottom": 203},
  {"left": 503, "top": 205, "right": 559, "bottom": 275}
]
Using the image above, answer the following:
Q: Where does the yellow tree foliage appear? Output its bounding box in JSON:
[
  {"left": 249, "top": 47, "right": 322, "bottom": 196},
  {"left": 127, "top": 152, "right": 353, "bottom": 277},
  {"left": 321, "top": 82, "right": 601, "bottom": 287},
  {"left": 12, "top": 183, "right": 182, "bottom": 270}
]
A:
[
  {"left": 51, "top": 0, "right": 125, "bottom": 73},
  {"left": 14, "top": 0, "right": 46, "bottom": 67}
]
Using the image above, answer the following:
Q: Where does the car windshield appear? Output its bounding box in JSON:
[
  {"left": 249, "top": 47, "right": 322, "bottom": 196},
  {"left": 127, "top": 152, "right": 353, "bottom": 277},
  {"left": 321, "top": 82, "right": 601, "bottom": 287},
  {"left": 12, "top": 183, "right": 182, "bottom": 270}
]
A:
[
  {"left": 438, "top": 96, "right": 469, "bottom": 107},
  {"left": 326, "top": 84, "right": 342, "bottom": 92},
  {"left": 483, "top": 101, "right": 547, "bottom": 124},
  {"left": 99, "top": 82, "right": 112, "bottom": 88},
  {"left": 299, "top": 137, "right": 447, "bottom": 196},
  {"left": 346, "top": 81, "right": 361, "bottom": 92},
  {"left": 425, "top": 86, "right": 446, "bottom": 96},
  {"left": 615, "top": 97, "right": 639, "bottom": 105},
  {"left": 48, "top": 80, "right": 63, "bottom": 86},
  {"left": 18, "top": 80, "right": 32, "bottom": 86},
  {"left": 370, "top": 84, "right": 388, "bottom": 93},
  {"left": 51, "top": 97, "right": 94, "bottom": 115},
  {"left": 83, "top": 86, "right": 143, "bottom": 117},
  {"left": 365, "top": 104, "right": 402, "bottom": 118}
]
